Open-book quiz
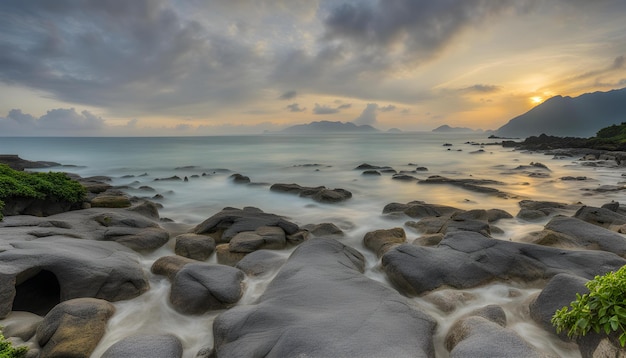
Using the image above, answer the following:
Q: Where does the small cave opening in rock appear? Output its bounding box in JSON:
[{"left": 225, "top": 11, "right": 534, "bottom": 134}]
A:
[{"left": 12, "top": 269, "right": 61, "bottom": 316}]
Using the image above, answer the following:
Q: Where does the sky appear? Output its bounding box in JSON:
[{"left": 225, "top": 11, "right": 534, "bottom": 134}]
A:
[{"left": 1, "top": 0, "right": 626, "bottom": 136}]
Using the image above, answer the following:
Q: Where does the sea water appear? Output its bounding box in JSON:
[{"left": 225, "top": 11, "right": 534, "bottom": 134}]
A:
[{"left": 1, "top": 133, "right": 624, "bottom": 357}]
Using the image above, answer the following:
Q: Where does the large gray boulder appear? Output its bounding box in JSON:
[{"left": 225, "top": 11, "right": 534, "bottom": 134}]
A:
[
  {"left": 36, "top": 298, "right": 115, "bottom": 358},
  {"left": 540, "top": 216, "right": 626, "bottom": 256},
  {"left": 574, "top": 205, "right": 626, "bottom": 231},
  {"left": 169, "top": 263, "right": 245, "bottom": 315},
  {"left": 383, "top": 201, "right": 463, "bottom": 218},
  {"left": 381, "top": 231, "right": 626, "bottom": 295},
  {"left": 445, "top": 316, "right": 548, "bottom": 358},
  {"left": 0, "top": 237, "right": 149, "bottom": 319},
  {"left": 101, "top": 334, "right": 183, "bottom": 358},
  {"left": 192, "top": 207, "right": 299, "bottom": 243},
  {"left": 174, "top": 233, "right": 216, "bottom": 261},
  {"left": 212, "top": 238, "right": 437, "bottom": 358}
]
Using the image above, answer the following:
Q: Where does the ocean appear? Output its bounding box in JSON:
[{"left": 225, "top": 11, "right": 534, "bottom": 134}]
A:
[{"left": 1, "top": 133, "right": 623, "bottom": 357}]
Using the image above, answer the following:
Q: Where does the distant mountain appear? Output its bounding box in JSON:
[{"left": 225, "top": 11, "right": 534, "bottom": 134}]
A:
[
  {"left": 281, "top": 121, "right": 380, "bottom": 133},
  {"left": 432, "top": 125, "right": 481, "bottom": 133},
  {"left": 496, "top": 87, "right": 626, "bottom": 138}
]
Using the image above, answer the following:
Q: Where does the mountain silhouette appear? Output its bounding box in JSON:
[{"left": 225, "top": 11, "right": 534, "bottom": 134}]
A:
[{"left": 496, "top": 87, "right": 626, "bottom": 138}]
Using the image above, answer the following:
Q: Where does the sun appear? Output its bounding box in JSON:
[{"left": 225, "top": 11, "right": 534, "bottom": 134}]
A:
[{"left": 531, "top": 96, "right": 543, "bottom": 105}]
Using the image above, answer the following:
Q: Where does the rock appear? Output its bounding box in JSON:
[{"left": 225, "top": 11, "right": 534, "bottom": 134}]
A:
[
  {"left": 364, "top": 227, "right": 406, "bottom": 257},
  {"left": 0, "top": 237, "right": 149, "bottom": 319},
  {"left": 601, "top": 201, "right": 621, "bottom": 212},
  {"left": 215, "top": 244, "right": 247, "bottom": 266},
  {"left": 518, "top": 200, "right": 568, "bottom": 211},
  {"left": 361, "top": 170, "right": 381, "bottom": 176},
  {"left": 381, "top": 231, "right": 626, "bottom": 295},
  {"left": 235, "top": 250, "right": 287, "bottom": 276},
  {"left": 384, "top": 201, "right": 463, "bottom": 218},
  {"left": 405, "top": 217, "right": 449, "bottom": 234},
  {"left": 0, "top": 196, "right": 80, "bottom": 217},
  {"left": 0, "top": 311, "right": 43, "bottom": 342},
  {"left": 230, "top": 173, "right": 251, "bottom": 184},
  {"left": 174, "top": 234, "right": 216, "bottom": 261},
  {"left": 302, "top": 222, "right": 344, "bottom": 237},
  {"left": 151, "top": 255, "right": 196, "bottom": 280},
  {"left": 392, "top": 174, "right": 418, "bottom": 181},
  {"left": 270, "top": 183, "right": 352, "bottom": 203},
  {"left": 445, "top": 316, "right": 546, "bottom": 358},
  {"left": 311, "top": 188, "right": 352, "bottom": 203},
  {"left": 169, "top": 263, "right": 244, "bottom": 314},
  {"left": 354, "top": 163, "right": 392, "bottom": 170},
  {"left": 516, "top": 208, "right": 550, "bottom": 221},
  {"left": 192, "top": 207, "right": 299, "bottom": 243},
  {"left": 228, "top": 226, "right": 287, "bottom": 253},
  {"left": 574, "top": 205, "right": 626, "bottom": 231},
  {"left": 412, "top": 233, "right": 444, "bottom": 246},
  {"left": 90, "top": 195, "right": 132, "bottom": 208},
  {"left": 36, "top": 298, "right": 115, "bottom": 358},
  {"left": 212, "top": 238, "right": 437, "bottom": 357},
  {"left": 466, "top": 305, "right": 508, "bottom": 327},
  {"left": 0, "top": 154, "right": 60, "bottom": 171},
  {"left": 126, "top": 200, "right": 160, "bottom": 219},
  {"left": 103, "top": 227, "right": 170, "bottom": 251},
  {"left": 101, "top": 334, "right": 183, "bottom": 358},
  {"left": 486, "top": 208, "right": 514, "bottom": 222},
  {"left": 529, "top": 273, "right": 588, "bottom": 337},
  {"left": 422, "top": 290, "right": 476, "bottom": 313},
  {"left": 539, "top": 216, "right": 626, "bottom": 256}
]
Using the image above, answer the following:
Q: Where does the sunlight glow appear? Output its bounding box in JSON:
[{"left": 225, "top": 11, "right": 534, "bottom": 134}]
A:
[{"left": 530, "top": 96, "right": 543, "bottom": 104}]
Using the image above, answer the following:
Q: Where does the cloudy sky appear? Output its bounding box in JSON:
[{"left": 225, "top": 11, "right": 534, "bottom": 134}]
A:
[{"left": 1, "top": 0, "right": 625, "bottom": 136}]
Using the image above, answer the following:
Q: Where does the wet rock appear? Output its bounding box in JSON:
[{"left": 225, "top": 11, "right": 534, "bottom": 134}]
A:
[
  {"left": 90, "top": 195, "right": 132, "bottom": 208},
  {"left": 466, "top": 305, "right": 507, "bottom": 327},
  {"left": 103, "top": 227, "right": 169, "bottom": 251},
  {"left": 151, "top": 255, "right": 196, "bottom": 280},
  {"left": 361, "top": 170, "right": 381, "bottom": 176},
  {"left": 154, "top": 175, "right": 182, "bottom": 181},
  {"left": 169, "top": 263, "right": 244, "bottom": 315},
  {"left": 561, "top": 176, "right": 588, "bottom": 181},
  {"left": 392, "top": 174, "right": 418, "bottom": 181},
  {"left": 0, "top": 311, "right": 43, "bottom": 342},
  {"left": 486, "top": 208, "right": 514, "bottom": 222},
  {"left": 0, "top": 196, "right": 80, "bottom": 217},
  {"left": 405, "top": 217, "right": 448, "bottom": 235},
  {"left": 412, "top": 233, "right": 444, "bottom": 246},
  {"left": 536, "top": 216, "right": 626, "bottom": 256},
  {"left": 0, "top": 154, "right": 61, "bottom": 171},
  {"left": 212, "top": 238, "right": 437, "bottom": 358},
  {"left": 384, "top": 201, "right": 463, "bottom": 218},
  {"left": 516, "top": 200, "right": 578, "bottom": 221},
  {"left": 192, "top": 207, "right": 299, "bottom": 243},
  {"left": 516, "top": 208, "right": 551, "bottom": 221},
  {"left": 422, "top": 290, "right": 476, "bottom": 313},
  {"left": 0, "top": 237, "right": 148, "bottom": 319},
  {"left": 601, "top": 201, "right": 621, "bottom": 212},
  {"left": 381, "top": 231, "right": 626, "bottom": 295},
  {"left": 302, "top": 222, "right": 344, "bottom": 237},
  {"left": 174, "top": 233, "right": 216, "bottom": 261},
  {"left": 230, "top": 173, "right": 251, "bottom": 184},
  {"left": 574, "top": 205, "right": 626, "bottom": 231},
  {"left": 354, "top": 163, "right": 392, "bottom": 170},
  {"left": 127, "top": 200, "right": 160, "bottom": 219},
  {"left": 270, "top": 183, "right": 352, "bottom": 203},
  {"left": 101, "top": 334, "right": 183, "bottom": 358},
  {"left": 215, "top": 244, "right": 247, "bottom": 266},
  {"left": 363, "top": 227, "right": 406, "bottom": 257},
  {"left": 235, "top": 250, "right": 287, "bottom": 276},
  {"left": 229, "top": 226, "right": 287, "bottom": 253},
  {"left": 445, "top": 316, "right": 545, "bottom": 358},
  {"left": 529, "top": 273, "right": 588, "bottom": 337},
  {"left": 36, "top": 298, "right": 115, "bottom": 358}
]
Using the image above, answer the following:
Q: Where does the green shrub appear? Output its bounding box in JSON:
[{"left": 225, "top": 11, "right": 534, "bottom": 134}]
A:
[
  {"left": 0, "top": 164, "right": 86, "bottom": 221},
  {"left": 552, "top": 265, "right": 626, "bottom": 347},
  {"left": 0, "top": 331, "right": 28, "bottom": 358}
]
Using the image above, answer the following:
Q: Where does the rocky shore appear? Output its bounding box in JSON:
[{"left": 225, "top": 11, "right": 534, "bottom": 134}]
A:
[{"left": 1, "top": 152, "right": 626, "bottom": 357}]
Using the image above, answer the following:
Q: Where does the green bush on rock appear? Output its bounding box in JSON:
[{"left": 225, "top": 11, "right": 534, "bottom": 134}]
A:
[
  {"left": 0, "top": 331, "right": 28, "bottom": 358},
  {"left": 0, "top": 164, "right": 86, "bottom": 221},
  {"left": 552, "top": 265, "right": 626, "bottom": 347}
]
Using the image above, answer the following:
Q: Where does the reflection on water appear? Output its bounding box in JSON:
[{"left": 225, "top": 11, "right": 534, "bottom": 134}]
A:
[{"left": 1, "top": 134, "right": 623, "bottom": 357}]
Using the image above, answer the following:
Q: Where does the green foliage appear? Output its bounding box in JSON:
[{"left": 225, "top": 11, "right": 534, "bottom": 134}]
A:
[
  {"left": 0, "top": 331, "right": 28, "bottom": 358},
  {"left": 0, "top": 164, "right": 86, "bottom": 220},
  {"left": 595, "top": 122, "right": 626, "bottom": 139},
  {"left": 552, "top": 265, "right": 626, "bottom": 347}
]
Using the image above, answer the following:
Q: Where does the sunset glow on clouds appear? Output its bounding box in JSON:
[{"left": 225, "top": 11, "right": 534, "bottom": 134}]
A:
[{"left": 1, "top": 0, "right": 625, "bottom": 135}]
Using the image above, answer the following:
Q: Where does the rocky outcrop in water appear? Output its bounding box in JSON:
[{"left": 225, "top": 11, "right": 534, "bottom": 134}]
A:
[
  {"left": 270, "top": 183, "right": 353, "bottom": 203},
  {"left": 212, "top": 238, "right": 437, "bottom": 358}
]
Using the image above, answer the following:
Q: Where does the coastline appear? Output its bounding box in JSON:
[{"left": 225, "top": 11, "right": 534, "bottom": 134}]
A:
[{"left": 1, "top": 139, "right": 626, "bottom": 357}]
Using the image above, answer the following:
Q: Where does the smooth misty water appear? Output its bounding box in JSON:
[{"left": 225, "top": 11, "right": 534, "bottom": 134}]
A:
[{"left": 1, "top": 133, "right": 624, "bottom": 357}]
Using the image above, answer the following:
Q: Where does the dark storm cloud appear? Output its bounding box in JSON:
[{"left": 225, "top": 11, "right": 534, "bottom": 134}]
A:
[
  {"left": 279, "top": 90, "right": 298, "bottom": 100},
  {"left": 322, "top": 0, "right": 532, "bottom": 63},
  {"left": 286, "top": 103, "right": 306, "bottom": 112},
  {"left": 0, "top": 0, "right": 264, "bottom": 116}
]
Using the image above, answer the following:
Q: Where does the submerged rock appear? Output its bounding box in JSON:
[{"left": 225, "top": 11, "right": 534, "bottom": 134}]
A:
[
  {"left": 270, "top": 183, "right": 352, "bottom": 203},
  {"left": 212, "top": 238, "right": 437, "bottom": 358}
]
